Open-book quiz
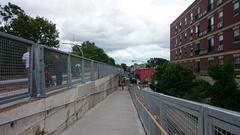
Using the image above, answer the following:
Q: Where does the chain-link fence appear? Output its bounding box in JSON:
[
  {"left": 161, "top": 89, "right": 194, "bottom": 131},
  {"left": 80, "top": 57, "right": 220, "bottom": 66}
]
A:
[
  {"left": 0, "top": 32, "right": 120, "bottom": 105},
  {"left": 129, "top": 84, "right": 240, "bottom": 135}
]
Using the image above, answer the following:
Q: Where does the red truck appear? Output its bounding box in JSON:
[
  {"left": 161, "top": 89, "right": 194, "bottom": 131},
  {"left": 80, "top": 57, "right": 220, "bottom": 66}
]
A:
[{"left": 135, "top": 68, "right": 155, "bottom": 81}]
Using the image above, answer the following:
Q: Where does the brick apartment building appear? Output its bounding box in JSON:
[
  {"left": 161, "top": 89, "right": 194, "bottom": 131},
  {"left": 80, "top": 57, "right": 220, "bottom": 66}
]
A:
[{"left": 170, "top": 0, "right": 240, "bottom": 75}]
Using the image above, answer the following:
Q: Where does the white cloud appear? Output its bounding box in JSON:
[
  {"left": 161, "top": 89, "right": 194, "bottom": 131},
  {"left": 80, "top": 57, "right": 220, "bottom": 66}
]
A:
[
  {"left": 108, "top": 44, "right": 170, "bottom": 65},
  {"left": 0, "top": 0, "right": 193, "bottom": 64}
]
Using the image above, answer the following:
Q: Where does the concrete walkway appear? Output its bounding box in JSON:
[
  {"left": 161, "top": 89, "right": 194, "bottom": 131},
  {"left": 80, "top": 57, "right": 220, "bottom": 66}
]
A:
[{"left": 60, "top": 89, "right": 145, "bottom": 135}]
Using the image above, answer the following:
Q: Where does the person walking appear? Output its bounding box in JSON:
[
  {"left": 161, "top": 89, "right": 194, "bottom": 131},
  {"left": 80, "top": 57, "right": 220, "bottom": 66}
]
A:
[
  {"left": 22, "top": 47, "right": 30, "bottom": 73},
  {"left": 121, "top": 76, "right": 125, "bottom": 90},
  {"left": 54, "top": 54, "right": 64, "bottom": 86}
]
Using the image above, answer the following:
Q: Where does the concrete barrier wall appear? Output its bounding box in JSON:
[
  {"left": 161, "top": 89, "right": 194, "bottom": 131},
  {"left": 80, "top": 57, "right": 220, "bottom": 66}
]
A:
[{"left": 0, "top": 74, "right": 119, "bottom": 135}]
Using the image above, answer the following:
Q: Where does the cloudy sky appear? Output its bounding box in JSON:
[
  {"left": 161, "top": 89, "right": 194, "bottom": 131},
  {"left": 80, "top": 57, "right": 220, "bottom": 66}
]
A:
[{"left": 1, "top": 0, "right": 193, "bottom": 65}]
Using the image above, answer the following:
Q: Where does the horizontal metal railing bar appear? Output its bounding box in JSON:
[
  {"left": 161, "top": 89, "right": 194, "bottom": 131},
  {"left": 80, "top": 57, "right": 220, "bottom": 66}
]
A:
[
  {"left": 131, "top": 85, "right": 240, "bottom": 134},
  {"left": 0, "top": 93, "right": 30, "bottom": 105},
  {"left": 0, "top": 78, "right": 28, "bottom": 85},
  {"left": 132, "top": 91, "right": 169, "bottom": 135},
  {"left": 140, "top": 87, "right": 204, "bottom": 111},
  {"left": 0, "top": 32, "right": 34, "bottom": 45}
]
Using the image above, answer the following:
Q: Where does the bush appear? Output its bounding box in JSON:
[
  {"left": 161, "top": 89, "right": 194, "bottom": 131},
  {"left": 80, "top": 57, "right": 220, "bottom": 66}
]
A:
[
  {"left": 207, "top": 62, "right": 240, "bottom": 111},
  {"left": 184, "top": 79, "right": 211, "bottom": 103},
  {"left": 151, "top": 63, "right": 195, "bottom": 97}
]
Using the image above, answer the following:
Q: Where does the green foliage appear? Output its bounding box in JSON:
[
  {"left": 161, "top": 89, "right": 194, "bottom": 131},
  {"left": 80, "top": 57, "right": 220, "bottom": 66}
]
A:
[
  {"left": 0, "top": 3, "right": 59, "bottom": 48},
  {"left": 146, "top": 58, "right": 169, "bottom": 68},
  {"left": 120, "top": 63, "right": 127, "bottom": 70},
  {"left": 152, "top": 63, "right": 195, "bottom": 97},
  {"left": 185, "top": 79, "right": 211, "bottom": 102},
  {"left": 207, "top": 62, "right": 240, "bottom": 111},
  {"left": 72, "top": 41, "right": 115, "bottom": 65}
]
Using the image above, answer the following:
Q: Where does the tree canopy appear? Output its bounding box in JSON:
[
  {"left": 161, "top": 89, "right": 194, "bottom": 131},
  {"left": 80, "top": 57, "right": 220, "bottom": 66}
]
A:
[
  {"left": 0, "top": 2, "right": 59, "bottom": 48},
  {"left": 151, "top": 63, "right": 195, "bottom": 97},
  {"left": 72, "top": 41, "right": 115, "bottom": 65},
  {"left": 146, "top": 58, "right": 169, "bottom": 68},
  {"left": 207, "top": 62, "right": 240, "bottom": 111}
]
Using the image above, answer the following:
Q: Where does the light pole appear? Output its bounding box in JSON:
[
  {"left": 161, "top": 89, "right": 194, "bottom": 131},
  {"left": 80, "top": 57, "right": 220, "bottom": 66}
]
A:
[
  {"left": 62, "top": 42, "right": 85, "bottom": 83},
  {"left": 62, "top": 43, "right": 84, "bottom": 57}
]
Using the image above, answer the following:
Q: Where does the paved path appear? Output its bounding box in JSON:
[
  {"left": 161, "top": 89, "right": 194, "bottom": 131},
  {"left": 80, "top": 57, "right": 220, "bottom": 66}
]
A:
[{"left": 61, "top": 89, "right": 145, "bottom": 135}]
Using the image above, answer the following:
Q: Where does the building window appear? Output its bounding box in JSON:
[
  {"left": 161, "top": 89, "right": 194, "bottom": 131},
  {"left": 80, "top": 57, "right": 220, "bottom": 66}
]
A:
[
  {"left": 185, "top": 32, "right": 187, "bottom": 39},
  {"left": 180, "top": 36, "right": 182, "bottom": 44},
  {"left": 233, "top": 1, "right": 239, "bottom": 15},
  {"left": 195, "top": 7, "right": 200, "bottom": 20},
  {"left": 208, "top": 59, "right": 214, "bottom": 67},
  {"left": 208, "top": 16, "right": 214, "bottom": 32},
  {"left": 208, "top": 0, "right": 214, "bottom": 12},
  {"left": 218, "top": 34, "right": 224, "bottom": 51},
  {"left": 217, "top": 0, "right": 223, "bottom": 5},
  {"left": 218, "top": 11, "right": 223, "bottom": 28},
  {"left": 234, "top": 56, "right": 240, "bottom": 69},
  {"left": 195, "top": 60, "right": 200, "bottom": 73},
  {"left": 194, "top": 42, "right": 200, "bottom": 55},
  {"left": 208, "top": 37, "right": 215, "bottom": 52},
  {"left": 190, "top": 13, "right": 193, "bottom": 23},
  {"left": 185, "top": 18, "right": 187, "bottom": 25},
  {"left": 176, "top": 38, "right": 178, "bottom": 45},
  {"left": 195, "top": 24, "right": 200, "bottom": 37},
  {"left": 218, "top": 57, "right": 224, "bottom": 67},
  {"left": 219, "top": 34, "right": 223, "bottom": 45},
  {"left": 234, "top": 28, "right": 240, "bottom": 42}
]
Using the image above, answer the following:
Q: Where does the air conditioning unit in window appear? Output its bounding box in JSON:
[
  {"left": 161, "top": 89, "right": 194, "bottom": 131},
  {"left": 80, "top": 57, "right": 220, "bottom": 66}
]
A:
[
  {"left": 199, "top": 14, "right": 202, "bottom": 18},
  {"left": 218, "top": 22, "right": 223, "bottom": 28},
  {"left": 218, "top": 45, "right": 223, "bottom": 51}
]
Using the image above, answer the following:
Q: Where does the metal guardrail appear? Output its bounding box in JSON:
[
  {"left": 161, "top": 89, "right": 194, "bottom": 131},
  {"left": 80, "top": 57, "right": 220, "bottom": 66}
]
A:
[
  {"left": 129, "top": 84, "right": 240, "bottom": 135},
  {"left": 0, "top": 32, "right": 120, "bottom": 105}
]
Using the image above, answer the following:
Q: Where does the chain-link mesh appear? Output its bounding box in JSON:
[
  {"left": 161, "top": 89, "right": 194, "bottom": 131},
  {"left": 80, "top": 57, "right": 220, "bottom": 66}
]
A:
[
  {"left": 84, "top": 59, "right": 91, "bottom": 82},
  {"left": 0, "top": 32, "right": 119, "bottom": 105},
  {"left": 44, "top": 48, "right": 68, "bottom": 90},
  {"left": 129, "top": 85, "right": 240, "bottom": 135},
  {"left": 214, "top": 126, "right": 235, "bottom": 135},
  {"left": 162, "top": 103, "right": 199, "bottom": 135},
  {"left": 71, "top": 55, "right": 83, "bottom": 83},
  {"left": 0, "top": 36, "right": 31, "bottom": 98}
]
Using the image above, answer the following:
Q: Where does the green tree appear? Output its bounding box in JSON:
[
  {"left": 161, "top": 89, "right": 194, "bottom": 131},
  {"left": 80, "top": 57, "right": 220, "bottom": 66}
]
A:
[
  {"left": 207, "top": 62, "right": 240, "bottom": 111},
  {"left": 152, "top": 63, "right": 195, "bottom": 97},
  {"left": 72, "top": 41, "right": 115, "bottom": 65},
  {"left": 146, "top": 58, "right": 169, "bottom": 68},
  {"left": 120, "top": 63, "right": 127, "bottom": 71},
  {"left": 0, "top": 3, "right": 59, "bottom": 48}
]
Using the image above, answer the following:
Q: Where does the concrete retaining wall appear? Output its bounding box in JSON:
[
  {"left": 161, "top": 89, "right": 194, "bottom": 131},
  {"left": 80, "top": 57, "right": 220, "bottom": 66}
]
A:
[{"left": 0, "top": 74, "right": 119, "bottom": 135}]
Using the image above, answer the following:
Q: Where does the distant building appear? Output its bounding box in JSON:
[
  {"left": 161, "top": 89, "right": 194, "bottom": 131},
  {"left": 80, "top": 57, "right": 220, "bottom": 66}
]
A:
[
  {"left": 170, "top": 0, "right": 240, "bottom": 75},
  {"left": 135, "top": 68, "right": 155, "bottom": 81}
]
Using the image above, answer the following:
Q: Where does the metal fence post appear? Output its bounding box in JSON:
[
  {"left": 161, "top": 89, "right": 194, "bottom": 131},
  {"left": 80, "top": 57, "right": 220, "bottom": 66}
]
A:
[
  {"left": 68, "top": 54, "right": 72, "bottom": 87},
  {"left": 34, "top": 45, "right": 46, "bottom": 97},
  {"left": 97, "top": 63, "right": 100, "bottom": 79},
  {"left": 81, "top": 58, "right": 85, "bottom": 83},
  {"left": 91, "top": 60, "right": 94, "bottom": 81}
]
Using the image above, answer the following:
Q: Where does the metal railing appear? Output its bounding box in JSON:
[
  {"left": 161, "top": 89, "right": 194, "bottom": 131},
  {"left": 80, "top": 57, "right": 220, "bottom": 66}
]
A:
[
  {"left": 129, "top": 84, "right": 240, "bottom": 135},
  {"left": 0, "top": 32, "right": 120, "bottom": 105}
]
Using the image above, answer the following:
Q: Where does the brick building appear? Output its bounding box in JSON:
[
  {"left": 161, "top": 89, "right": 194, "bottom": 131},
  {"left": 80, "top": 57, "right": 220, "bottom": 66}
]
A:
[{"left": 170, "top": 0, "right": 240, "bottom": 75}]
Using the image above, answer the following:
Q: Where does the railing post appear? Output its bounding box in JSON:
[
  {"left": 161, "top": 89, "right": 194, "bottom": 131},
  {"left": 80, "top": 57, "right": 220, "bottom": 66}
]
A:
[
  {"left": 81, "top": 58, "right": 85, "bottom": 83},
  {"left": 91, "top": 60, "right": 94, "bottom": 81},
  {"left": 97, "top": 63, "right": 100, "bottom": 79},
  {"left": 34, "top": 45, "right": 46, "bottom": 97},
  {"left": 68, "top": 54, "right": 72, "bottom": 87}
]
